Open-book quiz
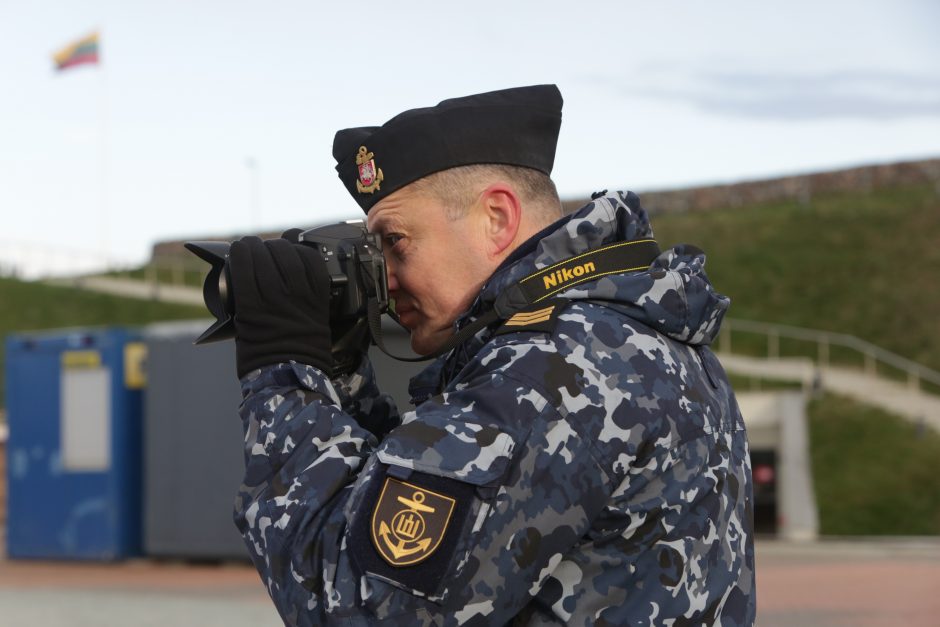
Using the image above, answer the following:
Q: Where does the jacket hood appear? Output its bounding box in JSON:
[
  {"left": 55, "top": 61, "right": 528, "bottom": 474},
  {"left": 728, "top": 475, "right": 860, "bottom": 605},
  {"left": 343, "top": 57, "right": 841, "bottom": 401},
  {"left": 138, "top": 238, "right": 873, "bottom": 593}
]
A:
[{"left": 468, "top": 190, "right": 730, "bottom": 346}]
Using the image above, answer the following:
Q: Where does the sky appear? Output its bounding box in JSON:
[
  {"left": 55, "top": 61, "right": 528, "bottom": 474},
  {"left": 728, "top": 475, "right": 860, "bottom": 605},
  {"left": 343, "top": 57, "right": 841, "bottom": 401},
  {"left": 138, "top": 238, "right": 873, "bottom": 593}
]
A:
[{"left": 1, "top": 0, "right": 938, "bottom": 277}]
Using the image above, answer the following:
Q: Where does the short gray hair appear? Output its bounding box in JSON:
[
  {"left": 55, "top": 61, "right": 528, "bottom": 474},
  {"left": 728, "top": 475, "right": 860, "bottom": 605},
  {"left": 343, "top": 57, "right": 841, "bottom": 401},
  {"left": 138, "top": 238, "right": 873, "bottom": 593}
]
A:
[{"left": 411, "top": 164, "right": 562, "bottom": 225}]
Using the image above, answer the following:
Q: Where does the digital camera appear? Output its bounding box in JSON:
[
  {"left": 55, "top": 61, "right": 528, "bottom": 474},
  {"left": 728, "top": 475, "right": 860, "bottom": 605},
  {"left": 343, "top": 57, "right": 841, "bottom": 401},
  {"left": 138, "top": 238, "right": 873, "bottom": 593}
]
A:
[{"left": 185, "top": 221, "right": 388, "bottom": 373}]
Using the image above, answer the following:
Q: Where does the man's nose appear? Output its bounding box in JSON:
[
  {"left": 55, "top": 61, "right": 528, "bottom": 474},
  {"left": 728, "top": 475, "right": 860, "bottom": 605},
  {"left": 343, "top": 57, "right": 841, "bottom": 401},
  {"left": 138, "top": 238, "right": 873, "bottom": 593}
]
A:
[{"left": 384, "top": 259, "right": 400, "bottom": 293}]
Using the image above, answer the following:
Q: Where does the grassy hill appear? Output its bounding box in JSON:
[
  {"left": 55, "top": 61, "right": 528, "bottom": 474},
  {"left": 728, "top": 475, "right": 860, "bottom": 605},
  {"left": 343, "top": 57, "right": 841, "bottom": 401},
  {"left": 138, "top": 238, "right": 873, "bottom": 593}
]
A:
[
  {"left": 651, "top": 182, "right": 940, "bottom": 534},
  {"left": 809, "top": 392, "right": 940, "bottom": 535},
  {"left": 651, "top": 183, "right": 940, "bottom": 373},
  {"left": 0, "top": 277, "right": 207, "bottom": 406}
]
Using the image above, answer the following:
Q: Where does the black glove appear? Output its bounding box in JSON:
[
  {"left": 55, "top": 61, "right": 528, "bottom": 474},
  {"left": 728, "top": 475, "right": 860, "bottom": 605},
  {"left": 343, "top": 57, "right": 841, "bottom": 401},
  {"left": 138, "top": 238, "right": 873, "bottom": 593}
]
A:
[
  {"left": 229, "top": 236, "right": 332, "bottom": 378},
  {"left": 280, "top": 228, "right": 371, "bottom": 376},
  {"left": 280, "top": 227, "right": 372, "bottom": 376}
]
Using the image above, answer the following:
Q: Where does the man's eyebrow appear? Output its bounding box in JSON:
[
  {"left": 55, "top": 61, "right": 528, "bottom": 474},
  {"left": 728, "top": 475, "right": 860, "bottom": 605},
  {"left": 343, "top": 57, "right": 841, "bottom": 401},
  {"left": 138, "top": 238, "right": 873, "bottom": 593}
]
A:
[{"left": 369, "top": 215, "right": 406, "bottom": 235}]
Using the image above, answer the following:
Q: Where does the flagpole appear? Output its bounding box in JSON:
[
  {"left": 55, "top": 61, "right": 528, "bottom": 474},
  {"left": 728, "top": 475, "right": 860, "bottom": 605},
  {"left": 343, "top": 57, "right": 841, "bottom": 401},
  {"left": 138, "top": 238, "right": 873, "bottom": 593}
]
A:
[
  {"left": 97, "top": 29, "right": 110, "bottom": 272},
  {"left": 52, "top": 30, "right": 109, "bottom": 273},
  {"left": 246, "top": 157, "right": 260, "bottom": 231}
]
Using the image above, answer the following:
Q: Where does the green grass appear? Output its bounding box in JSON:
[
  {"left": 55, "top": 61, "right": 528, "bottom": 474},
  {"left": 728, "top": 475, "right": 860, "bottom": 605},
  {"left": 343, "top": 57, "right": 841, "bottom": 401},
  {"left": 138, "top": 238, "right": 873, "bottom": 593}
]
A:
[
  {"left": 808, "top": 392, "right": 940, "bottom": 535},
  {"left": 0, "top": 276, "right": 207, "bottom": 406},
  {"left": 655, "top": 183, "right": 940, "bottom": 535},
  {"left": 652, "top": 184, "right": 940, "bottom": 373}
]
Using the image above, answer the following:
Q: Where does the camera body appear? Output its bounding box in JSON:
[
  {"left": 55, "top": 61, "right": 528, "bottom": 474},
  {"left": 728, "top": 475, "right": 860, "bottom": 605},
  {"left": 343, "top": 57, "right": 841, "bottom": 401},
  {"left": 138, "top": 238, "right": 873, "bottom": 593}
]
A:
[
  {"left": 185, "top": 220, "right": 388, "bottom": 373},
  {"left": 294, "top": 221, "right": 388, "bottom": 326}
]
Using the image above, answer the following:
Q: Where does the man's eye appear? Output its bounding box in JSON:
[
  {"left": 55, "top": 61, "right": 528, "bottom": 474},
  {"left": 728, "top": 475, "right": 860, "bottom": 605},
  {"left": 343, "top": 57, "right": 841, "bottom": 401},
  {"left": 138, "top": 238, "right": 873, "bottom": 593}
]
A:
[{"left": 385, "top": 234, "right": 404, "bottom": 247}]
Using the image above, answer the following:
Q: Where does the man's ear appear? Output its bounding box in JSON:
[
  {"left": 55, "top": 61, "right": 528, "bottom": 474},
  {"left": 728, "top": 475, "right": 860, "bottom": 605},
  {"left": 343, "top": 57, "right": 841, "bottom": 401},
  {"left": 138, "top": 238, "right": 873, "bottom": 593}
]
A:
[{"left": 477, "top": 183, "right": 522, "bottom": 257}]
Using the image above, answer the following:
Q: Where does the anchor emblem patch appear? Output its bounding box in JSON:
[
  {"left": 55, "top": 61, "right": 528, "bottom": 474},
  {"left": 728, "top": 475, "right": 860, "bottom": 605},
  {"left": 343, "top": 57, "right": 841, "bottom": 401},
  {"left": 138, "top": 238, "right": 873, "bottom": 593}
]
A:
[{"left": 370, "top": 477, "right": 456, "bottom": 567}]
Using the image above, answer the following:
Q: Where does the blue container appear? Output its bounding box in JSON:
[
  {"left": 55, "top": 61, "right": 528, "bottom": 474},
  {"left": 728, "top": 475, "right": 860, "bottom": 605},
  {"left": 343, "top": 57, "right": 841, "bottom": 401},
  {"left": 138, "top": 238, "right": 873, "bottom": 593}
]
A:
[{"left": 5, "top": 327, "right": 144, "bottom": 560}]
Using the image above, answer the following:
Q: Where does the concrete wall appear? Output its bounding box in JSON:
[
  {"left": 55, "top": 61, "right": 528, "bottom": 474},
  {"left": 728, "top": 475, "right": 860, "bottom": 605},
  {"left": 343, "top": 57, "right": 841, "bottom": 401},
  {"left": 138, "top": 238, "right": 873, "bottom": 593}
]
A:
[
  {"left": 738, "top": 391, "right": 819, "bottom": 541},
  {"left": 562, "top": 157, "right": 940, "bottom": 215}
]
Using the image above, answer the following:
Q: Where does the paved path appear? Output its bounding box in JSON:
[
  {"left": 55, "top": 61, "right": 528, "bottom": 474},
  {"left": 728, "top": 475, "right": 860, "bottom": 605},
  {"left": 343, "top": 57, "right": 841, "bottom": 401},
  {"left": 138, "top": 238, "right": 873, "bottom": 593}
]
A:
[
  {"left": 720, "top": 354, "right": 940, "bottom": 431},
  {"left": 756, "top": 538, "right": 940, "bottom": 627},
  {"left": 0, "top": 558, "right": 279, "bottom": 627},
  {"left": 1, "top": 539, "right": 938, "bottom": 625},
  {"left": 821, "top": 364, "right": 940, "bottom": 429}
]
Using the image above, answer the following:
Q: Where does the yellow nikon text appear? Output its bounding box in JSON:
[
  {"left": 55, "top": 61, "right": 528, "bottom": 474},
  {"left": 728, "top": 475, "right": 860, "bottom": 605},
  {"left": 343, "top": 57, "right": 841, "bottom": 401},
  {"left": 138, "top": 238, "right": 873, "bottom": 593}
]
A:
[{"left": 543, "top": 261, "right": 596, "bottom": 290}]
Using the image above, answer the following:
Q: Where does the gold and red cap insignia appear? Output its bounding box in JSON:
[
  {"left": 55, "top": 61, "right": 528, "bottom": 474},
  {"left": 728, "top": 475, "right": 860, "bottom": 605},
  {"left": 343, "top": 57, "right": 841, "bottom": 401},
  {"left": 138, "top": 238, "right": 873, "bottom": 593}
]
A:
[{"left": 355, "top": 146, "right": 383, "bottom": 194}]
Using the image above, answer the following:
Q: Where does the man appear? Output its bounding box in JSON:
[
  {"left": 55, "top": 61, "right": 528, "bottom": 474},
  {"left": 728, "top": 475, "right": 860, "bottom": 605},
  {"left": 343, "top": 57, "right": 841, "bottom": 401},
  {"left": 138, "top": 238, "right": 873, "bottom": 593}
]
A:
[{"left": 229, "top": 85, "right": 756, "bottom": 626}]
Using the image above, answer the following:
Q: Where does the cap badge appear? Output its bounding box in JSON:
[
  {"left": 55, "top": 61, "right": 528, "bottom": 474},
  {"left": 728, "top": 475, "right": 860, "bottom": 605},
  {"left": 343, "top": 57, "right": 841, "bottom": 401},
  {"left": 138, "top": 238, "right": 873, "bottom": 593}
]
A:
[
  {"left": 371, "top": 477, "right": 456, "bottom": 567},
  {"left": 356, "top": 146, "right": 384, "bottom": 194}
]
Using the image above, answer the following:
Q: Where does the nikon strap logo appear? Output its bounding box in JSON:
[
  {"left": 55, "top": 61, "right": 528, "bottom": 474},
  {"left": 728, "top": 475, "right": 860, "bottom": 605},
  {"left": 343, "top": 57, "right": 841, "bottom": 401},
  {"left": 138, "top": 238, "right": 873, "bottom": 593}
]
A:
[
  {"left": 516, "top": 239, "right": 660, "bottom": 304},
  {"left": 542, "top": 262, "right": 596, "bottom": 291}
]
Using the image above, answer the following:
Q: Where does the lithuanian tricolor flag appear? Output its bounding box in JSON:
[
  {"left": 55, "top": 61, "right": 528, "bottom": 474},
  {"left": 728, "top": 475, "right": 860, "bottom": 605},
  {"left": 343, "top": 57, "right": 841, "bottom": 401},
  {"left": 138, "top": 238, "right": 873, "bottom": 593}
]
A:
[{"left": 53, "top": 31, "right": 100, "bottom": 71}]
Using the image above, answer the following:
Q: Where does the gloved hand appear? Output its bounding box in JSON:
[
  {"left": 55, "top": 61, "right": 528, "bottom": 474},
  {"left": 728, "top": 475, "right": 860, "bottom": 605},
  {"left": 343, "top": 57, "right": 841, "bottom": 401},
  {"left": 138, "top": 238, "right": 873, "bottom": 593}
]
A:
[
  {"left": 228, "top": 236, "right": 332, "bottom": 378},
  {"left": 279, "top": 228, "right": 371, "bottom": 376}
]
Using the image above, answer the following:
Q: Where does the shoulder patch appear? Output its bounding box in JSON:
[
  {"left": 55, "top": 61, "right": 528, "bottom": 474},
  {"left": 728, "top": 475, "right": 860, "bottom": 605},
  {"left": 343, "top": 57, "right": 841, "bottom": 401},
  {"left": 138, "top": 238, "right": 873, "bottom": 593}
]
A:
[
  {"left": 371, "top": 477, "right": 456, "bottom": 567},
  {"left": 495, "top": 298, "right": 570, "bottom": 336},
  {"left": 348, "top": 466, "right": 478, "bottom": 598}
]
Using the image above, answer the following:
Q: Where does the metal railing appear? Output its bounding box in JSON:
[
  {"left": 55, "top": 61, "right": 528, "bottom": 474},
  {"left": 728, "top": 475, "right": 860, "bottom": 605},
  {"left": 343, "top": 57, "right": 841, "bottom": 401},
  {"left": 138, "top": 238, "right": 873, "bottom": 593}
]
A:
[
  {"left": 139, "top": 257, "right": 207, "bottom": 288},
  {"left": 720, "top": 318, "right": 940, "bottom": 393}
]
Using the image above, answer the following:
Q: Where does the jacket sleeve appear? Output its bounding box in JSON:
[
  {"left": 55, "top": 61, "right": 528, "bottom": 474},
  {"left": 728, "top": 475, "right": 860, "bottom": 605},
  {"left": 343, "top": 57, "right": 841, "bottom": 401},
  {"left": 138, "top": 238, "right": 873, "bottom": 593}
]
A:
[
  {"left": 233, "top": 341, "right": 613, "bottom": 626},
  {"left": 233, "top": 360, "right": 378, "bottom": 625},
  {"left": 329, "top": 355, "right": 401, "bottom": 438}
]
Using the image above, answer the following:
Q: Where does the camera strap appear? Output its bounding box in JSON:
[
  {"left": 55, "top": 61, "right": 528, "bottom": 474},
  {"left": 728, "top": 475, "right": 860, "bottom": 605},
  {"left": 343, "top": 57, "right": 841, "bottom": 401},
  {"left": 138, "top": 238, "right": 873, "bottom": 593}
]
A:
[{"left": 367, "top": 238, "right": 661, "bottom": 363}]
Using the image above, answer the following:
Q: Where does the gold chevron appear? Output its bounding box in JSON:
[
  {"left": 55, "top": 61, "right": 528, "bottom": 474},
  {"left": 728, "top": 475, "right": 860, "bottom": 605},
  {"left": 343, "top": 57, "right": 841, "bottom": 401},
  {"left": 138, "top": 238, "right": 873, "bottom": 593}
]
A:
[{"left": 505, "top": 305, "right": 555, "bottom": 326}]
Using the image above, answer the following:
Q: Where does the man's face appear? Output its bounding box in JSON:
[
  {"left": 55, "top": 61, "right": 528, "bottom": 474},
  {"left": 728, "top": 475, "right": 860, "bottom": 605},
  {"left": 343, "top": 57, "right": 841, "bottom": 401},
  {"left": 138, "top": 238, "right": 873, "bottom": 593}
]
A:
[{"left": 367, "top": 184, "right": 491, "bottom": 355}]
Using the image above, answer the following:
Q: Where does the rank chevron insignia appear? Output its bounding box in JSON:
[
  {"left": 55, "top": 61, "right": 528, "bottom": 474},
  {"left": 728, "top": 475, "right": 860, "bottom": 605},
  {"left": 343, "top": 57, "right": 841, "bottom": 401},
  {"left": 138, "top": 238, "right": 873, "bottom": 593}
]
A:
[{"left": 504, "top": 305, "right": 556, "bottom": 327}]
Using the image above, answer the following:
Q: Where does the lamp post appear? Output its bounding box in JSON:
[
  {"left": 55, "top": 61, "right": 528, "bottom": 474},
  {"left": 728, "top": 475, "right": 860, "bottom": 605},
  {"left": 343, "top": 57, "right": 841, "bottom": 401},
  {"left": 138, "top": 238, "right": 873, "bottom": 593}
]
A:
[{"left": 246, "top": 157, "right": 260, "bottom": 232}]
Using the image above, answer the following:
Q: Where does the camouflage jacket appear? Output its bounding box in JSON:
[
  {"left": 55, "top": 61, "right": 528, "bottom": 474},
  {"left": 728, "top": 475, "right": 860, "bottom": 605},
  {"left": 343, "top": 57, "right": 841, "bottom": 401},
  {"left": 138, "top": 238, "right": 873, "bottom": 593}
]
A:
[{"left": 234, "top": 191, "right": 756, "bottom": 626}]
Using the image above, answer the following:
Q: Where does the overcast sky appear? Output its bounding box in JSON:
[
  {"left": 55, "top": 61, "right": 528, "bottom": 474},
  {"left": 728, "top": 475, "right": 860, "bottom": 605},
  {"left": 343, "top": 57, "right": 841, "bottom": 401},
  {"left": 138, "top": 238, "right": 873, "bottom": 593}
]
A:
[{"left": 2, "top": 0, "right": 938, "bottom": 277}]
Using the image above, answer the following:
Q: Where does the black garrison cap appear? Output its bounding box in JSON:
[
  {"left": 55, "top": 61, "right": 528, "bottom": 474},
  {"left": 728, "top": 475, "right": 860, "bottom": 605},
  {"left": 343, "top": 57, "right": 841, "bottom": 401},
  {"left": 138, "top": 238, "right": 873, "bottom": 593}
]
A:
[{"left": 332, "top": 84, "right": 563, "bottom": 213}]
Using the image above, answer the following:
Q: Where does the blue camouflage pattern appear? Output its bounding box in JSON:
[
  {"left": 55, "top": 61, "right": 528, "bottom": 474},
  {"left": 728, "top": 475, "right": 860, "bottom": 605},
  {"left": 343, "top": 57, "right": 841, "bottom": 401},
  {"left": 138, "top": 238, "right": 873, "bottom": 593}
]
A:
[{"left": 234, "top": 190, "right": 756, "bottom": 625}]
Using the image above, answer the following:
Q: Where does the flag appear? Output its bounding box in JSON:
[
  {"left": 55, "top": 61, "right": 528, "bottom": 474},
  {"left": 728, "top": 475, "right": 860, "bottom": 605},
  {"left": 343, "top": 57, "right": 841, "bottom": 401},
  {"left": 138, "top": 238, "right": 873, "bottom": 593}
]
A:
[{"left": 53, "top": 31, "right": 100, "bottom": 71}]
